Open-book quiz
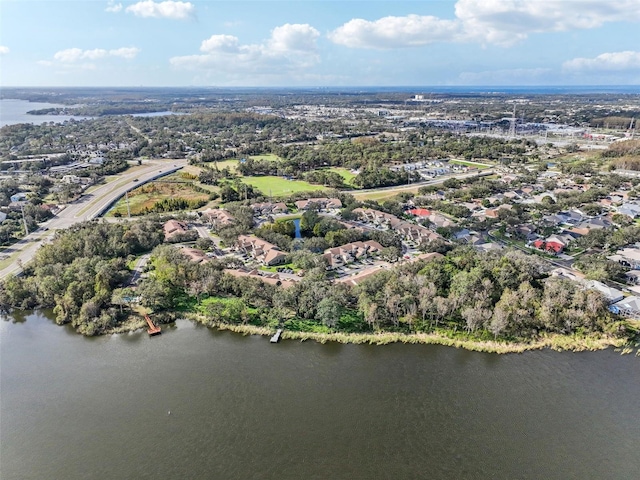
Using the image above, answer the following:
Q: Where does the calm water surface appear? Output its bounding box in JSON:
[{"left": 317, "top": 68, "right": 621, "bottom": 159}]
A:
[
  {"left": 0, "top": 99, "right": 90, "bottom": 127},
  {"left": 1, "top": 312, "right": 639, "bottom": 480}
]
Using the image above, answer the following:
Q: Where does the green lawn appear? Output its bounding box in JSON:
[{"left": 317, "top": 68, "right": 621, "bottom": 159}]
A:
[
  {"left": 327, "top": 167, "right": 358, "bottom": 185},
  {"left": 229, "top": 153, "right": 282, "bottom": 163},
  {"left": 248, "top": 153, "right": 282, "bottom": 162},
  {"left": 210, "top": 159, "right": 239, "bottom": 171},
  {"left": 449, "top": 159, "right": 492, "bottom": 169},
  {"left": 242, "top": 175, "right": 324, "bottom": 197},
  {"left": 275, "top": 213, "right": 302, "bottom": 221},
  {"left": 259, "top": 262, "right": 299, "bottom": 273}
]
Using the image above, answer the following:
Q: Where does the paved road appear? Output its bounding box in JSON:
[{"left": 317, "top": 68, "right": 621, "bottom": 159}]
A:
[
  {"left": 350, "top": 170, "right": 495, "bottom": 198},
  {"left": 0, "top": 159, "right": 189, "bottom": 280},
  {"left": 128, "top": 254, "right": 150, "bottom": 286}
]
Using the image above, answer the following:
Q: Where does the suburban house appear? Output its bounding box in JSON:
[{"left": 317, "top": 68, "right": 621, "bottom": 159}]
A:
[
  {"left": 406, "top": 208, "right": 431, "bottom": 218},
  {"left": 352, "top": 207, "right": 442, "bottom": 244},
  {"left": 322, "top": 240, "right": 384, "bottom": 270},
  {"left": 608, "top": 247, "right": 640, "bottom": 270},
  {"left": 610, "top": 296, "right": 640, "bottom": 317},
  {"left": 426, "top": 212, "right": 457, "bottom": 230},
  {"left": 532, "top": 238, "right": 565, "bottom": 254},
  {"left": 584, "top": 280, "right": 624, "bottom": 304},
  {"left": 295, "top": 197, "right": 342, "bottom": 211},
  {"left": 397, "top": 223, "right": 441, "bottom": 243},
  {"left": 352, "top": 208, "right": 399, "bottom": 227},
  {"left": 164, "top": 220, "right": 189, "bottom": 242},
  {"left": 250, "top": 202, "right": 289, "bottom": 216},
  {"left": 201, "top": 208, "right": 235, "bottom": 228},
  {"left": 236, "top": 235, "right": 287, "bottom": 266},
  {"left": 624, "top": 270, "right": 640, "bottom": 284},
  {"left": 577, "top": 216, "right": 612, "bottom": 230},
  {"left": 9, "top": 192, "right": 28, "bottom": 203},
  {"left": 616, "top": 203, "right": 640, "bottom": 218},
  {"left": 180, "top": 247, "right": 208, "bottom": 264},
  {"left": 471, "top": 204, "right": 512, "bottom": 221},
  {"left": 515, "top": 224, "right": 538, "bottom": 241}
]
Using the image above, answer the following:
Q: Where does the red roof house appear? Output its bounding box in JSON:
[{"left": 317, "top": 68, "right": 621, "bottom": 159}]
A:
[{"left": 407, "top": 208, "right": 431, "bottom": 217}]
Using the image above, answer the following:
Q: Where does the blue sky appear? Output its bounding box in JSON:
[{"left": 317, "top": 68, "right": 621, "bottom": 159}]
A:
[{"left": 1, "top": 0, "right": 639, "bottom": 87}]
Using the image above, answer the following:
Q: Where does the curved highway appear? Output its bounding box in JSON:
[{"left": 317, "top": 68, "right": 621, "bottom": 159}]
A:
[{"left": 0, "top": 159, "right": 189, "bottom": 280}]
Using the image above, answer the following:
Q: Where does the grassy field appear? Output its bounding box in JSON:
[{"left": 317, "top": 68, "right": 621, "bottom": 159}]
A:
[
  {"left": 275, "top": 213, "right": 302, "bottom": 221},
  {"left": 108, "top": 175, "right": 211, "bottom": 216},
  {"left": 449, "top": 159, "right": 492, "bottom": 169},
  {"left": 247, "top": 153, "right": 282, "bottom": 162},
  {"left": 242, "top": 175, "right": 324, "bottom": 197},
  {"left": 211, "top": 159, "right": 240, "bottom": 171},
  {"left": 327, "top": 167, "right": 358, "bottom": 185}
]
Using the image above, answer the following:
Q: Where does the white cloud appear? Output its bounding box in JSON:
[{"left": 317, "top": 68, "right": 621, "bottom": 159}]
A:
[
  {"left": 563, "top": 51, "right": 640, "bottom": 72},
  {"left": 51, "top": 47, "right": 140, "bottom": 63},
  {"left": 0, "top": 46, "right": 9, "bottom": 55},
  {"left": 171, "top": 24, "right": 320, "bottom": 75},
  {"left": 455, "top": 0, "right": 640, "bottom": 46},
  {"left": 125, "top": 1, "right": 194, "bottom": 20},
  {"left": 105, "top": 1, "right": 123, "bottom": 13},
  {"left": 200, "top": 35, "right": 240, "bottom": 54},
  {"left": 269, "top": 23, "right": 321, "bottom": 52},
  {"left": 328, "top": 14, "right": 460, "bottom": 49},
  {"left": 329, "top": 0, "right": 640, "bottom": 49}
]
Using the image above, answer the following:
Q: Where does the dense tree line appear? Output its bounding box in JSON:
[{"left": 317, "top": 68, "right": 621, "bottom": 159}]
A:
[
  {"left": 133, "top": 244, "right": 626, "bottom": 342},
  {"left": 0, "top": 220, "right": 165, "bottom": 334},
  {"left": 0, "top": 220, "right": 629, "bottom": 343}
]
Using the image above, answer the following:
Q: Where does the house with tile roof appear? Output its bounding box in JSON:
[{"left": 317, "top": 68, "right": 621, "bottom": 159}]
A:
[
  {"left": 236, "top": 235, "right": 287, "bottom": 266},
  {"left": 322, "top": 240, "right": 384, "bottom": 270}
]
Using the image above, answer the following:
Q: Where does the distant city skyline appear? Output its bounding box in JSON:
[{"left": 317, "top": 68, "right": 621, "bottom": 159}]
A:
[{"left": 1, "top": 0, "right": 639, "bottom": 87}]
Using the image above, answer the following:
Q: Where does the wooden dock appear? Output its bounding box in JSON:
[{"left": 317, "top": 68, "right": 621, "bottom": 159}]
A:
[
  {"left": 270, "top": 328, "right": 283, "bottom": 343},
  {"left": 145, "top": 314, "right": 161, "bottom": 336}
]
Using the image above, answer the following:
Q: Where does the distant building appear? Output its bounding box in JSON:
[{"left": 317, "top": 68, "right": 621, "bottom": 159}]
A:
[
  {"left": 10, "top": 192, "right": 28, "bottom": 203},
  {"left": 295, "top": 198, "right": 342, "bottom": 211},
  {"left": 62, "top": 175, "right": 82, "bottom": 184},
  {"left": 250, "top": 202, "right": 289, "bottom": 216}
]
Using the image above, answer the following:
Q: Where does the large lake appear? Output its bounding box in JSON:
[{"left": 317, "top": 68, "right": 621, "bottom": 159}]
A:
[
  {"left": 1, "top": 312, "right": 639, "bottom": 480},
  {"left": 0, "top": 99, "right": 91, "bottom": 127}
]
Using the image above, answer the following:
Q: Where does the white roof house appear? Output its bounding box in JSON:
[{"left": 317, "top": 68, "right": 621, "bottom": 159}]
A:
[
  {"left": 611, "top": 296, "right": 640, "bottom": 317},
  {"left": 584, "top": 280, "right": 624, "bottom": 304}
]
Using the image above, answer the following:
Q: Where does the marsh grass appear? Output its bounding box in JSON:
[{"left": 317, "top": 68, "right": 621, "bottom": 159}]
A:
[{"left": 180, "top": 313, "right": 633, "bottom": 354}]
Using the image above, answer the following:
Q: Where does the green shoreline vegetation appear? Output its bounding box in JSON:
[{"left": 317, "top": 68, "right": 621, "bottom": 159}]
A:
[
  {"left": 92, "top": 313, "right": 634, "bottom": 354},
  {"left": 0, "top": 219, "right": 637, "bottom": 355},
  {"left": 189, "top": 318, "right": 635, "bottom": 354}
]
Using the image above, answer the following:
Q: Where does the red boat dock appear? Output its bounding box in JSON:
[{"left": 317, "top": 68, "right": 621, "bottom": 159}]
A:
[{"left": 145, "top": 314, "right": 161, "bottom": 336}]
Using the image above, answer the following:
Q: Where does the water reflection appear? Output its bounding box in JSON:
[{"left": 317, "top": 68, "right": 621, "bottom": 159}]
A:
[{"left": 1, "top": 312, "right": 638, "bottom": 480}]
